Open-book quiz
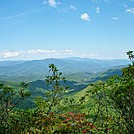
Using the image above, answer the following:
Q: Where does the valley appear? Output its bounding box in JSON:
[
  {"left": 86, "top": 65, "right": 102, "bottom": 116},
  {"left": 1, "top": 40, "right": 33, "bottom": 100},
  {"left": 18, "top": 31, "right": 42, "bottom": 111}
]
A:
[{"left": 0, "top": 58, "right": 129, "bottom": 108}]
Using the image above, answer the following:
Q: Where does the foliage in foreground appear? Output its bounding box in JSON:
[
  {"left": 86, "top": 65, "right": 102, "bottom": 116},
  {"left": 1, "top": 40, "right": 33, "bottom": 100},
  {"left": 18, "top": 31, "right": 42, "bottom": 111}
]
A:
[
  {"left": 86, "top": 51, "right": 134, "bottom": 134},
  {"left": 0, "top": 51, "right": 133, "bottom": 134}
]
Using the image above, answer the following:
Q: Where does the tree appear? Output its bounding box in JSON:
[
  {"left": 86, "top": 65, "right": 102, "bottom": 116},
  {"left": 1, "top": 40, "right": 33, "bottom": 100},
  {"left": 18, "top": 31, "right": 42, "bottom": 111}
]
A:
[
  {"left": 111, "top": 51, "right": 134, "bottom": 133},
  {"left": 0, "top": 82, "right": 30, "bottom": 134},
  {"left": 88, "top": 51, "right": 134, "bottom": 134},
  {"left": 34, "top": 63, "right": 69, "bottom": 115}
]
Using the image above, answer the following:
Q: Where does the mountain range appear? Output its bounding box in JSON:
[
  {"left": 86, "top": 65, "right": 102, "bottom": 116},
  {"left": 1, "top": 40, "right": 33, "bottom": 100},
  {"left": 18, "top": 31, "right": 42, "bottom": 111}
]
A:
[{"left": 0, "top": 58, "right": 129, "bottom": 82}]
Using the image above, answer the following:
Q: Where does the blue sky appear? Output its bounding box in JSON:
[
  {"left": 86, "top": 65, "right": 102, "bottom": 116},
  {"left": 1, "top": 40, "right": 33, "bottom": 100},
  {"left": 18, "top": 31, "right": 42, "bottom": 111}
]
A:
[{"left": 0, "top": 0, "right": 134, "bottom": 60}]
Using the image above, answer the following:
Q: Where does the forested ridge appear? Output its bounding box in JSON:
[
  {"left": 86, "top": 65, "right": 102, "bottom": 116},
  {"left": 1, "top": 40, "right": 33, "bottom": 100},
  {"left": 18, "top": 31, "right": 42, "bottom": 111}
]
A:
[{"left": 0, "top": 51, "right": 134, "bottom": 134}]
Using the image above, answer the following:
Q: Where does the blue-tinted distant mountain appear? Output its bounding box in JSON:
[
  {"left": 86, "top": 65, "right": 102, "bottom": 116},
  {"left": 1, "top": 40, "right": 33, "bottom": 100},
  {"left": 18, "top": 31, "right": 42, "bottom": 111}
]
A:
[
  {"left": 0, "top": 58, "right": 129, "bottom": 82},
  {"left": 63, "top": 57, "right": 130, "bottom": 67},
  {"left": 0, "top": 60, "right": 25, "bottom": 66}
]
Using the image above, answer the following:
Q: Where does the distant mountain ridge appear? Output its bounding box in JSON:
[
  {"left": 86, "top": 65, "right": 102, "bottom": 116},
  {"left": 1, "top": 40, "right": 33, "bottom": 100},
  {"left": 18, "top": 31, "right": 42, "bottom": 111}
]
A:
[{"left": 0, "top": 58, "right": 129, "bottom": 82}]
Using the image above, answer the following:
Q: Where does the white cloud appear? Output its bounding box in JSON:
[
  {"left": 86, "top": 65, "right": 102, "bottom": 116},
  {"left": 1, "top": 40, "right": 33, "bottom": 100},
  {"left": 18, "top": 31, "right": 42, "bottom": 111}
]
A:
[
  {"left": 0, "top": 50, "right": 24, "bottom": 58},
  {"left": 0, "top": 49, "right": 98, "bottom": 60},
  {"left": 0, "top": 49, "right": 73, "bottom": 59},
  {"left": 126, "top": 8, "right": 134, "bottom": 14},
  {"left": 70, "top": 5, "right": 77, "bottom": 10},
  {"left": 48, "top": 0, "right": 57, "bottom": 7},
  {"left": 80, "top": 13, "right": 90, "bottom": 21},
  {"left": 96, "top": 7, "right": 100, "bottom": 14},
  {"left": 78, "top": 53, "right": 98, "bottom": 58},
  {"left": 112, "top": 17, "right": 119, "bottom": 20},
  {"left": 27, "top": 49, "right": 73, "bottom": 55},
  {"left": 43, "top": 0, "right": 60, "bottom": 8}
]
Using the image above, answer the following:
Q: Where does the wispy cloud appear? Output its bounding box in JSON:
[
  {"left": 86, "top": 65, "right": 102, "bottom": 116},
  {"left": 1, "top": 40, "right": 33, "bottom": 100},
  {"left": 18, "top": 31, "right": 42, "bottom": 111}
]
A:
[
  {"left": 0, "top": 50, "right": 24, "bottom": 58},
  {"left": 70, "top": 5, "right": 77, "bottom": 10},
  {"left": 96, "top": 7, "right": 100, "bottom": 14},
  {"left": 0, "top": 20, "right": 23, "bottom": 27},
  {"left": 48, "top": 0, "right": 57, "bottom": 7},
  {"left": 0, "top": 9, "right": 42, "bottom": 27},
  {"left": 80, "top": 13, "right": 90, "bottom": 21},
  {"left": 0, "top": 49, "right": 73, "bottom": 58},
  {"left": 27, "top": 49, "right": 73, "bottom": 55},
  {"left": 0, "top": 10, "right": 41, "bottom": 20},
  {"left": 112, "top": 17, "right": 119, "bottom": 20},
  {"left": 124, "top": 3, "right": 134, "bottom": 14},
  {"left": 77, "top": 53, "right": 98, "bottom": 58},
  {"left": 0, "top": 49, "right": 98, "bottom": 60},
  {"left": 43, "top": 0, "right": 60, "bottom": 8},
  {"left": 125, "top": 7, "right": 134, "bottom": 14}
]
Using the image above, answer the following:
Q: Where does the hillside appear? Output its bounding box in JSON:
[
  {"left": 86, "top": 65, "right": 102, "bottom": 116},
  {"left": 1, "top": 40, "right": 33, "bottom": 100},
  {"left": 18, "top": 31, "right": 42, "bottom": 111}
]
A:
[
  {"left": 0, "top": 58, "right": 129, "bottom": 82},
  {"left": 0, "top": 67, "right": 125, "bottom": 109}
]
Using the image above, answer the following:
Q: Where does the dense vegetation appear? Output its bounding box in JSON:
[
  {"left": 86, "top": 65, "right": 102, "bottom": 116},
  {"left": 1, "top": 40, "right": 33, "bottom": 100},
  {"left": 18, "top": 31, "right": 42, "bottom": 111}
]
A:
[{"left": 0, "top": 51, "right": 133, "bottom": 134}]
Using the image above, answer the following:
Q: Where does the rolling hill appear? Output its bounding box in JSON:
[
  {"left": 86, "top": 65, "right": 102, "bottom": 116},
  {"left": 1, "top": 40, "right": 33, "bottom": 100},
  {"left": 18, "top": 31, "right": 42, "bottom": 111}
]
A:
[{"left": 0, "top": 58, "right": 129, "bottom": 82}]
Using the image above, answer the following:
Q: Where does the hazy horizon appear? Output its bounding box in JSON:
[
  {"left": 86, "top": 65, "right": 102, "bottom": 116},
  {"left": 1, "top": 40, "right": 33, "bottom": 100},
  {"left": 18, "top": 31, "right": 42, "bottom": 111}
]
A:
[{"left": 0, "top": 56, "right": 130, "bottom": 62}]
